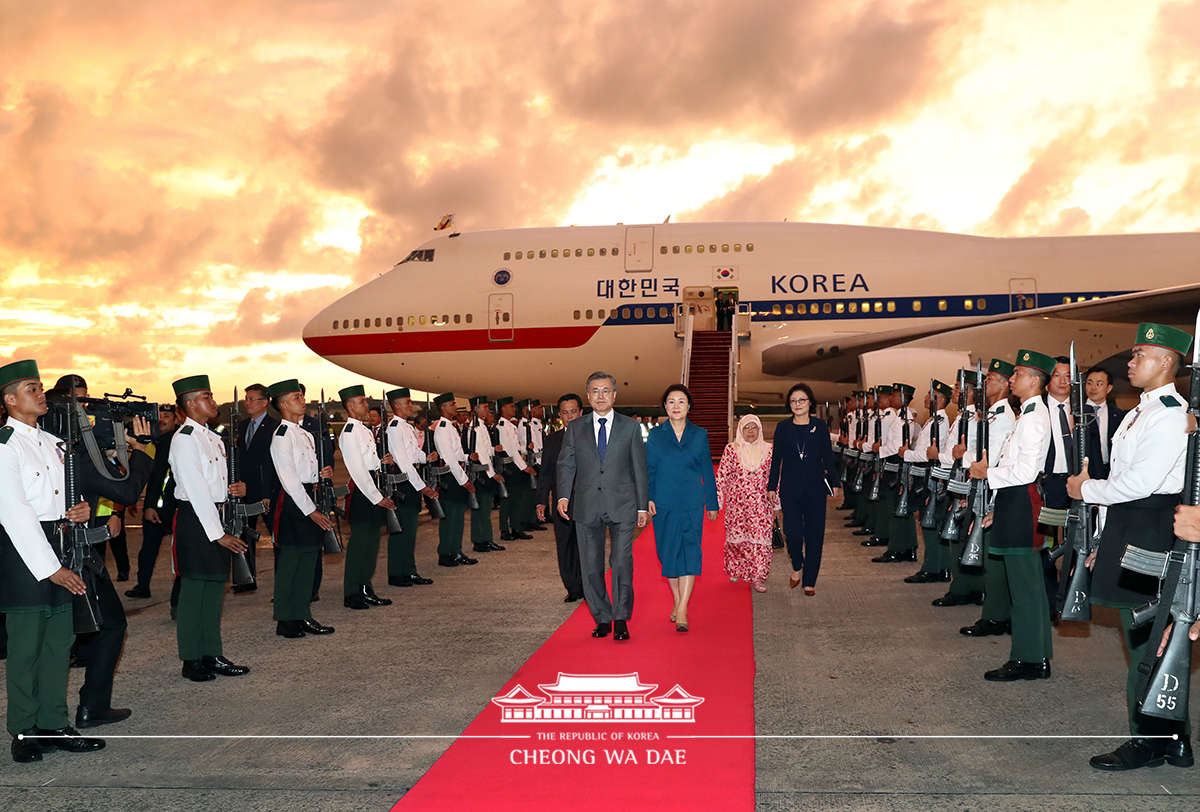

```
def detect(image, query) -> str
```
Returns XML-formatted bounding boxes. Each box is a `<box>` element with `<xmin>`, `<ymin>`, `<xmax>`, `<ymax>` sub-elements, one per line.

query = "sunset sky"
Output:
<box><xmin>4</xmin><ymin>0</ymin><xmax>1200</xmax><ymax>405</ymax></box>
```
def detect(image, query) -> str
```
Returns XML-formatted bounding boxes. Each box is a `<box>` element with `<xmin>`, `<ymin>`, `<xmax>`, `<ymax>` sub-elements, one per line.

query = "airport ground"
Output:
<box><xmin>1</xmin><ymin>471</ymin><xmax>1198</xmax><ymax>811</ymax></box>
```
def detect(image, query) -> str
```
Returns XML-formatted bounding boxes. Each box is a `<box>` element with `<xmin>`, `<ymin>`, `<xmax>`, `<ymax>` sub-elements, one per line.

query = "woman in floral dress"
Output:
<box><xmin>716</xmin><ymin>415</ymin><xmax>777</xmax><ymax>592</ymax></box>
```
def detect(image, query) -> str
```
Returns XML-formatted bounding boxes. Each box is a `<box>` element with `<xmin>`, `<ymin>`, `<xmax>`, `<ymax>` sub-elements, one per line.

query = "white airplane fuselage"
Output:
<box><xmin>302</xmin><ymin>222</ymin><xmax>1200</xmax><ymax>405</ymax></box>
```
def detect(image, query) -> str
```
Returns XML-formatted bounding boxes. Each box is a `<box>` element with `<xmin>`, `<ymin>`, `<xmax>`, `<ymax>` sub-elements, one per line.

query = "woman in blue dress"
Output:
<box><xmin>767</xmin><ymin>382</ymin><xmax>842</xmax><ymax>595</ymax></box>
<box><xmin>646</xmin><ymin>384</ymin><xmax>719</xmax><ymax>632</ymax></box>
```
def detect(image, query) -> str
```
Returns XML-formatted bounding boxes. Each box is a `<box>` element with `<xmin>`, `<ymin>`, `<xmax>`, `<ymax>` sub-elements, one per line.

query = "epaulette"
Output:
<box><xmin>179</xmin><ymin>425</ymin><xmax>194</xmax><ymax>435</ymax></box>
<box><xmin>1160</xmin><ymin>395</ymin><xmax>1182</xmax><ymax>408</ymax></box>
<box><xmin>0</xmin><ymin>425</ymin><xmax>13</xmax><ymax>444</ymax></box>
<box><xmin>275</xmin><ymin>424</ymin><xmax>288</xmax><ymax>437</ymax></box>
<box><xmin>343</xmin><ymin>422</ymin><xmax>354</xmax><ymax>433</ymax></box>
<box><xmin>1022</xmin><ymin>402</ymin><xmax>1036</xmax><ymax>415</ymax></box>
<box><xmin>994</xmin><ymin>405</ymin><xmax>1005</xmax><ymax>414</ymax></box>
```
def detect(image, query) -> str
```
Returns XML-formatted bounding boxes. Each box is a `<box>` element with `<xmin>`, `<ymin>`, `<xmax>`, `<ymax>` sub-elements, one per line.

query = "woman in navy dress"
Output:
<box><xmin>767</xmin><ymin>383</ymin><xmax>842</xmax><ymax>595</ymax></box>
<box><xmin>646</xmin><ymin>384</ymin><xmax>719</xmax><ymax>632</ymax></box>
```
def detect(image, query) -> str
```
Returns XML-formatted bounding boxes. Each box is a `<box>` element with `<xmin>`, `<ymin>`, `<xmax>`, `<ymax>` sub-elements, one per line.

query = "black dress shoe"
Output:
<box><xmin>302</xmin><ymin>619</ymin><xmax>335</xmax><ymax>635</ymax></box>
<box><xmin>860</xmin><ymin>538</ymin><xmax>886</xmax><ymax>547</ymax></box>
<box><xmin>896</xmin><ymin>549</ymin><xmax>917</xmax><ymax>562</ymax></box>
<box><xmin>933</xmin><ymin>569</ymin><xmax>952</xmax><ymax>582</ymax></box>
<box><xmin>846</xmin><ymin>519</ymin><xmax>866</xmax><ymax>527</ymax></box>
<box><xmin>984</xmin><ymin>659</ymin><xmax>1051</xmax><ymax>681</ymax></box>
<box><xmin>388</xmin><ymin>575</ymin><xmax>414</xmax><ymax>587</ymax></box>
<box><xmin>474</xmin><ymin>541</ymin><xmax>506</xmax><ymax>552</ymax></box>
<box><xmin>512</xmin><ymin>531</ymin><xmax>533</xmax><ymax>540</ymax></box>
<box><xmin>529</xmin><ymin>524</ymin><xmax>547</xmax><ymax>531</ymax></box>
<box><xmin>836</xmin><ymin>504</ymin><xmax>853</xmax><ymax>511</ymax></box>
<box><xmin>310</xmin><ymin>593</ymin><xmax>320</xmax><ymax>603</ymax></box>
<box><xmin>75</xmin><ymin>705</ymin><xmax>131</xmax><ymax>729</ymax></box>
<box><xmin>12</xmin><ymin>730</ymin><xmax>41</xmax><ymax>762</ymax></box>
<box><xmin>592</xmin><ymin>622</ymin><xmax>611</xmax><ymax>638</ymax></box>
<box><xmin>872</xmin><ymin>550</ymin><xmax>907</xmax><ymax>563</ymax></box>
<box><xmin>344</xmin><ymin>594</ymin><xmax>370</xmax><ymax>610</ymax></box>
<box><xmin>500</xmin><ymin>532</ymin><xmax>516</xmax><ymax>541</ymax></box>
<box><xmin>1165</xmin><ymin>736</ymin><xmax>1194</xmax><ymax>767</ymax></box>
<box><xmin>852</xmin><ymin>528</ymin><xmax>874</xmax><ymax>536</ymax></box>
<box><xmin>182</xmin><ymin>659</ymin><xmax>215</xmax><ymax>681</ymax></box>
<box><xmin>613</xmin><ymin>620</ymin><xmax>630</xmax><ymax>641</ymax></box>
<box><xmin>231</xmin><ymin>583</ymin><xmax>257</xmax><ymax>593</ymax></box>
<box><xmin>438</xmin><ymin>555</ymin><xmax>459</xmax><ymax>567</ymax></box>
<box><xmin>124</xmin><ymin>585</ymin><xmax>151</xmax><ymax>599</ymax></box>
<box><xmin>409</xmin><ymin>574</ymin><xmax>433</xmax><ymax>585</ymax></box>
<box><xmin>34</xmin><ymin>726</ymin><xmax>105</xmax><ymax>753</ymax></box>
<box><xmin>69</xmin><ymin>653</ymin><xmax>87</xmax><ymax>669</ymax></box>
<box><xmin>904</xmin><ymin>570</ymin><xmax>940</xmax><ymax>583</ymax></box>
<box><xmin>116</xmin><ymin>570</ymin><xmax>129</xmax><ymax>582</ymax></box>
<box><xmin>564</xmin><ymin>593</ymin><xmax>583</xmax><ymax>603</ymax></box>
<box><xmin>452</xmin><ymin>553</ymin><xmax>478</xmax><ymax>565</ymax></box>
<box><xmin>932</xmin><ymin>592</ymin><xmax>972</xmax><ymax>607</ymax></box>
<box><xmin>361</xmin><ymin>586</ymin><xmax>392</xmax><ymax>606</ymax></box>
<box><xmin>275</xmin><ymin>620</ymin><xmax>306</xmax><ymax>638</ymax></box>
<box><xmin>960</xmin><ymin>619</ymin><xmax>1011</xmax><ymax>636</ymax></box>
<box><xmin>1090</xmin><ymin>737</ymin><xmax>1168</xmax><ymax>770</ymax></box>
<box><xmin>202</xmin><ymin>655</ymin><xmax>250</xmax><ymax>676</ymax></box>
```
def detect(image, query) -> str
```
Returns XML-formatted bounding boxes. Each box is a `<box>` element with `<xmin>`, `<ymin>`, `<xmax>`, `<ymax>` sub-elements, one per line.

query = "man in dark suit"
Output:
<box><xmin>556</xmin><ymin>372</ymin><xmax>649</xmax><ymax>641</ymax></box>
<box><xmin>1084</xmin><ymin>367</ymin><xmax>1125</xmax><ymax>480</ymax></box>
<box><xmin>537</xmin><ymin>393</ymin><xmax>585</xmax><ymax>603</ymax></box>
<box><xmin>233</xmin><ymin>383</ymin><xmax>279</xmax><ymax>593</ymax></box>
<box><xmin>125</xmin><ymin>404</ymin><xmax>181</xmax><ymax>600</ymax></box>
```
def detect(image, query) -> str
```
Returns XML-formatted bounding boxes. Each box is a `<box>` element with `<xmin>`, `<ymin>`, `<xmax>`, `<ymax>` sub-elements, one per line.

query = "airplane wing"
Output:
<box><xmin>761</xmin><ymin>282</ymin><xmax>1200</xmax><ymax>380</ymax></box>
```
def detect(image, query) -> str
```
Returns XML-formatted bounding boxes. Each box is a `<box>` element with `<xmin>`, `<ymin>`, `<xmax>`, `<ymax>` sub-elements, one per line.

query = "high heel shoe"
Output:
<box><xmin>789</xmin><ymin>572</ymin><xmax>801</xmax><ymax>589</ymax></box>
<box><xmin>675</xmin><ymin>622</ymin><xmax>689</xmax><ymax>632</ymax></box>
<box><xmin>803</xmin><ymin>586</ymin><xmax>816</xmax><ymax>596</ymax></box>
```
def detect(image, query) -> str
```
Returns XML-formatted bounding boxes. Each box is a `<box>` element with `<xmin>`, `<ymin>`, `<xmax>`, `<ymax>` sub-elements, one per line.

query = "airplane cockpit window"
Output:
<box><xmin>400</xmin><ymin>249</ymin><xmax>435</xmax><ymax>263</ymax></box>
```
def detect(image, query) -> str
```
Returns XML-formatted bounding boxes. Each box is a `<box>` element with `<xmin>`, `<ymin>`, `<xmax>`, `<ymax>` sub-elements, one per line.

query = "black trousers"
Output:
<box><xmin>552</xmin><ymin>515</ymin><xmax>583</xmax><ymax>597</ymax></box>
<box><xmin>134</xmin><ymin>518</ymin><xmax>171</xmax><ymax>590</ymax></box>
<box><xmin>73</xmin><ymin>574</ymin><xmax>127</xmax><ymax>710</ymax></box>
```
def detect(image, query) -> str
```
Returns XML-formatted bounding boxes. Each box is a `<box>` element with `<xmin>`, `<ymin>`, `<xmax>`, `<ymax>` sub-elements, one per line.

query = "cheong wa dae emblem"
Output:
<box><xmin>492</xmin><ymin>672</ymin><xmax>704</xmax><ymax>723</ymax></box>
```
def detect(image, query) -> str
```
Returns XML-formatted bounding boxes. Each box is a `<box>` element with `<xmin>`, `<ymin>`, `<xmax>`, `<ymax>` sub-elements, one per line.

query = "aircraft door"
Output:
<box><xmin>1009</xmin><ymin>278</ymin><xmax>1037</xmax><ymax>313</ymax></box>
<box><xmin>681</xmin><ymin>286</ymin><xmax>715</xmax><ymax>330</ymax></box>
<box><xmin>488</xmin><ymin>293</ymin><xmax>514</xmax><ymax>342</ymax></box>
<box><xmin>624</xmin><ymin>226</ymin><xmax>654</xmax><ymax>272</ymax></box>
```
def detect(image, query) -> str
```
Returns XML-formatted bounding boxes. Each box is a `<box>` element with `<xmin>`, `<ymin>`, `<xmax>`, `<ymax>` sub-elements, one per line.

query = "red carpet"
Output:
<box><xmin>393</xmin><ymin>514</ymin><xmax>756</xmax><ymax>811</ymax></box>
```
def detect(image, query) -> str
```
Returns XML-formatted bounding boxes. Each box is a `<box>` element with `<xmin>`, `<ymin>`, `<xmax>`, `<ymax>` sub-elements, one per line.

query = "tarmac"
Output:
<box><xmin>1</xmin><ymin>486</ymin><xmax>1198</xmax><ymax>811</ymax></box>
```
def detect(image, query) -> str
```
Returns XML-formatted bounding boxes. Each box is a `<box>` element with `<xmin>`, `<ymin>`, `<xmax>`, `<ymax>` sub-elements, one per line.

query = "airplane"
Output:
<box><xmin>302</xmin><ymin>221</ymin><xmax>1200</xmax><ymax>408</ymax></box>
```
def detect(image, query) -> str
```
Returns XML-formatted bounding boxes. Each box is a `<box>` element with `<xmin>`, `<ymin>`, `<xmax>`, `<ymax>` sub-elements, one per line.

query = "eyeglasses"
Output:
<box><xmin>245</xmin><ymin>396</ymin><xmax>267</xmax><ymax>403</ymax></box>
<box><xmin>588</xmin><ymin>388</ymin><xmax>614</xmax><ymax>396</ymax></box>
<box><xmin>789</xmin><ymin>397</ymin><xmax>810</xmax><ymax>404</ymax></box>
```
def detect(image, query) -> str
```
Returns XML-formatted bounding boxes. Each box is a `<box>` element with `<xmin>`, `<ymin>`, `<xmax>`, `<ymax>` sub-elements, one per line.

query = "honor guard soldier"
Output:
<box><xmin>383</xmin><ymin>388</ymin><xmax>434</xmax><ymax>587</ymax></box>
<box><xmin>337</xmin><ymin>384</ymin><xmax>395</xmax><ymax>610</ymax></box>
<box><xmin>432</xmin><ymin>392</ymin><xmax>477</xmax><ymax>567</ymax></box>
<box><xmin>168</xmin><ymin>375</ymin><xmax>252</xmax><ymax>681</ymax></box>
<box><xmin>468</xmin><ymin>395</ymin><xmax>506</xmax><ymax>553</ymax></box>
<box><xmin>865</xmin><ymin>384</ymin><xmax>898</xmax><ymax>556</ymax></box>
<box><xmin>496</xmin><ymin>397</ymin><xmax>533</xmax><ymax>541</ymax></box>
<box><xmin>968</xmin><ymin>350</ymin><xmax>1055</xmax><ymax>681</ymax></box>
<box><xmin>927</xmin><ymin>369</ymin><xmax>981</xmax><ymax>598</ymax></box>
<box><xmin>516</xmin><ymin>398</ymin><xmax>541</xmax><ymax>532</ymax></box>
<box><xmin>876</xmin><ymin>383</ymin><xmax>919</xmax><ymax>563</ymax></box>
<box><xmin>267</xmin><ymin>379</ymin><xmax>336</xmax><ymax>638</ymax></box>
<box><xmin>1068</xmin><ymin>324</ymin><xmax>1195</xmax><ymax>771</ymax></box>
<box><xmin>903</xmin><ymin>380</ymin><xmax>953</xmax><ymax>582</ymax></box>
<box><xmin>848</xmin><ymin>389</ymin><xmax>874</xmax><ymax>532</ymax></box>
<box><xmin>0</xmin><ymin>360</ymin><xmax>105</xmax><ymax>762</ymax></box>
<box><xmin>529</xmin><ymin>400</ymin><xmax>547</xmax><ymax>530</ymax></box>
<box><xmin>939</xmin><ymin>361</ymin><xmax>1016</xmax><ymax>610</ymax></box>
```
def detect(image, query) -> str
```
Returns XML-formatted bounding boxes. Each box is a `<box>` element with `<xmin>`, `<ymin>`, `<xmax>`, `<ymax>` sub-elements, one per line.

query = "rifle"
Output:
<box><xmin>421</xmin><ymin>425</ymin><xmax>448</xmax><ymax>519</ymax></box>
<box><xmin>851</xmin><ymin>391</ymin><xmax>872</xmax><ymax>494</ymax></box>
<box><xmin>921</xmin><ymin>379</ymin><xmax>945</xmax><ymax>530</ymax></box>
<box><xmin>377</xmin><ymin>391</ymin><xmax>405</xmax><ymax>535</ymax></box>
<box><xmin>894</xmin><ymin>399</ymin><xmax>913</xmax><ymax>517</ymax></box>
<box><xmin>867</xmin><ymin>390</ymin><xmax>885</xmax><ymax>502</ymax></box>
<box><xmin>1120</xmin><ymin>311</ymin><xmax>1200</xmax><ymax>721</ymax></box>
<box><xmin>315</xmin><ymin>390</ymin><xmax>348</xmax><ymax>553</ymax></box>
<box><xmin>222</xmin><ymin>387</ymin><xmax>261</xmax><ymax>586</ymax></box>
<box><xmin>1053</xmin><ymin>343</ymin><xmax>1099</xmax><ymax>620</ymax></box>
<box><xmin>58</xmin><ymin>386</ymin><xmax>109</xmax><ymax>634</ymax></box>
<box><xmin>941</xmin><ymin>369</ymin><xmax>972</xmax><ymax>540</ymax></box>
<box><xmin>961</xmin><ymin>361</ymin><xmax>991</xmax><ymax>567</ymax></box>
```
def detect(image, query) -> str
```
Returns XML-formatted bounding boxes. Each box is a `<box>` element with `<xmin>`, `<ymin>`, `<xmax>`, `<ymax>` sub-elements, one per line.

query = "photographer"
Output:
<box><xmin>46</xmin><ymin>374</ymin><xmax>154</xmax><ymax>731</ymax></box>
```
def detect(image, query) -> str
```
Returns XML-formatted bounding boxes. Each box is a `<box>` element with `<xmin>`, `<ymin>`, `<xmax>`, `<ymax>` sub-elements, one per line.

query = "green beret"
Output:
<box><xmin>433</xmin><ymin>392</ymin><xmax>456</xmax><ymax>406</ymax></box>
<box><xmin>172</xmin><ymin>375</ymin><xmax>211</xmax><ymax>397</ymax></box>
<box><xmin>0</xmin><ymin>359</ymin><xmax>40</xmax><ymax>390</ymax></box>
<box><xmin>496</xmin><ymin>396</ymin><xmax>514</xmax><ymax>407</ymax></box>
<box><xmin>892</xmin><ymin>383</ymin><xmax>915</xmax><ymax>396</ymax></box>
<box><xmin>338</xmin><ymin>384</ymin><xmax>366</xmax><ymax>402</ymax></box>
<box><xmin>386</xmin><ymin>387</ymin><xmax>410</xmax><ymax>401</ymax></box>
<box><xmin>268</xmin><ymin>379</ymin><xmax>302</xmax><ymax>398</ymax></box>
<box><xmin>932</xmin><ymin>380</ymin><xmax>952</xmax><ymax>400</ymax></box>
<box><xmin>469</xmin><ymin>395</ymin><xmax>487</xmax><ymax>408</ymax></box>
<box><xmin>961</xmin><ymin>370</ymin><xmax>979</xmax><ymax>385</ymax></box>
<box><xmin>989</xmin><ymin>358</ymin><xmax>1015</xmax><ymax>377</ymax></box>
<box><xmin>1136</xmin><ymin>323</ymin><xmax>1193</xmax><ymax>357</ymax></box>
<box><xmin>1015</xmin><ymin>349</ymin><xmax>1056</xmax><ymax>375</ymax></box>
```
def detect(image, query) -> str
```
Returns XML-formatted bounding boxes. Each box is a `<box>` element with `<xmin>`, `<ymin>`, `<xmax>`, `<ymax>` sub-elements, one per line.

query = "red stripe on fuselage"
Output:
<box><xmin>304</xmin><ymin>326</ymin><xmax>602</xmax><ymax>356</ymax></box>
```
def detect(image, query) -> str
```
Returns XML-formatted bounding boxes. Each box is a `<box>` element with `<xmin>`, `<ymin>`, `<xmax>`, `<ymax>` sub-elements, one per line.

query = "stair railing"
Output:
<box><xmin>680</xmin><ymin>306</ymin><xmax>696</xmax><ymax>386</ymax></box>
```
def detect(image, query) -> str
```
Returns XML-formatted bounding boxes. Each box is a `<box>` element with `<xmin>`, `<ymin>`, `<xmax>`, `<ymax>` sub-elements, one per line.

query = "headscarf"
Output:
<box><xmin>733</xmin><ymin>414</ymin><xmax>768</xmax><ymax>471</ymax></box>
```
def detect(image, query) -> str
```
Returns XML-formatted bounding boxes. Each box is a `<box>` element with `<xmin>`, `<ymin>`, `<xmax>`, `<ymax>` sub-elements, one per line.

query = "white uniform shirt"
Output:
<box><xmin>987</xmin><ymin>395</ymin><xmax>1051</xmax><ymax>490</ymax></box>
<box><xmin>271</xmin><ymin>420</ymin><xmax>319</xmax><ymax>515</ymax></box>
<box><xmin>875</xmin><ymin>408</ymin><xmax>898</xmax><ymax>454</ymax></box>
<box><xmin>1080</xmin><ymin>383</ymin><xmax>1188</xmax><ymax>506</ymax></box>
<box><xmin>530</xmin><ymin>417</ymin><xmax>544</xmax><ymax>457</ymax></box>
<box><xmin>433</xmin><ymin>417</ymin><xmax>468</xmax><ymax>486</ymax></box>
<box><xmin>988</xmin><ymin>400</ymin><xmax>1017</xmax><ymax>462</ymax></box>
<box><xmin>339</xmin><ymin>417</ymin><xmax>384</xmax><ymax>504</ymax></box>
<box><xmin>881</xmin><ymin>407</ymin><xmax>915</xmax><ymax>458</ymax></box>
<box><xmin>904</xmin><ymin>409</ymin><xmax>950</xmax><ymax>463</ymax></box>
<box><xmin>940</xmin><ymin>404</ymin><xmax>978</xmax><ymax>466</ymax></box>
<box><xmin>169</xmin><ymin>417</ymin><xmax>229</xmax><ymax>542</ymax></box>
<box><xmin>387</xmin><ymin>416</ymin><xmax>425</xmax><ymax>486</ymax></box>
<box><xmin>0</xmin><ymin>418</ymin><xmax>67</xmax><ymax>580</ymax></box>
<box><xmin>498</xmin><ymin>417</ymin><xmax>524</xmax><ymax>467</ymax></box>
<box><xmin>473</xmin><ymin>421</ymin><xmax>496</xmax><ymax>477</ymax></box>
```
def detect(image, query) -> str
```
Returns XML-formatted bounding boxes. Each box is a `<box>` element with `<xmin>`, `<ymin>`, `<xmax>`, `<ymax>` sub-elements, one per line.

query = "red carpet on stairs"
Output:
<box><xmin>393</xmin><ymin>513</ymin><xmax>756</xmax><ymax>811</ymax></box>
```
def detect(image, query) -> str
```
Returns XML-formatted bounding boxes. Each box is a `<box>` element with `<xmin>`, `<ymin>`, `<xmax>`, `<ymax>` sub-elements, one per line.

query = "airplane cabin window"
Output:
<box><xmin>835</xmin><ymin>303</ymin><xmax>845</xmax><ymax>313</ymax></box>
<box><xmin>502</xmin><ymin>312</ymin><xmax>510</xmax><ymax>322</ymax></box>
<box><xmin>709</xmin><ymin>245</ymin><xmax>717</xmax><ymax>253</ymax></box>
<box><xmin>938</xmin><ymin>300</ymin><xmax>947</xmax><ymax>311</ymax></box>
<box><xmin>466</xmin><ymin>314</ymin><xmax>473</xmax><ymax>323</ymax></box>
<box><xmin>886</xmin><ymin>302</ymin><xmax>895</xmax><ymax>312</ymax></box>
<box><xmin>784</xmin><ymin>304</ymin><xmax>794</xmax><ymax>315</ymax></box>
<box><xmin>734</xmin><ymin>244</ymin><xmax>741</xmax><ymax>252</ymax></box>
<box><xmin>697</xmin><ymin>245</ymin><xmax>705</xmax><ymax>253</ymax></box>
<box><xmin>912</xmin><ymin>301</ymin><xmax>922</xmax><ymax>312</ymax></box>
<box><xmin>599</xmin><ymin>309</ymin><xmax>606</xmax><ymax>318</ymax></box>
<box><xmin>600</xmin><ymin>248</ymin><xmax>607</xmax><ymax>256</ymax></box>
<box><xmin>964</xmin><ymin>300</ymin><xmax>973</xmax><ymax>311</ymax></box>
<box><xmin>575</xmin><ymin>249</ymin><xmax>582</xmax><ymax>257</ymax></box>
<box><xmin>660</xmin><ymin>246</ymin><xmax>667</xmax><ymax>254</ymax></box>
<box><xmin>526</xmin><ymin>249</ymin><xmax>533</xmax><ymax>258</ymax></box>
<box><xmin>746</xmin><ymin>243</ymin><xmax>754</xmax><ymax>251</ymax></box>
<box><xmin>673</xmin><ymin>245</ymin><xmax>680</xmax><ymax>254</ymax></box>
<box><xmin>822</xmin><ymin>303</ymin><xmax>832</xmax><ymax>314</ymax></box>
<box><xmin>978</xmin><ymin>298</ymin><xmax>986</xmax><ymax>309</ymax></box>
<box><xmin>353</xmin><ymin>319</ymin><xmax>360</xmax><ymax>328</ymax></box>
<box><xmin>612</xmin><ymin>247</ymin><xmax>618</xmax><ymax>256</ymax></box>
<box><xmin>684</xmin><ymin>245</ymin><xmax>692</xmax><ymax>254</ymax></box>
<box><xmin>634</xmin><ymin>307</ymin><xmax>643</xmax><ymax>318</ymax></box>
<box><xmin>332</xmin><ymin>321</ymin><xmax>338</xmax><ymax>330</ymax></box>
<box><xmin>721</xmin><ymin>244</ymin><xmax>728</xmax><ymax>252</ymax></box>
<box><xmin>772</xmin><ymin>304</ymin><xmax>781</xmax><ymax>315</ymax></box>
<box><xmin>621</xmin><ymin>307</ymin><xmax>631</xmax><ymax>319</ymax></box>
<box><xmin>386</xmin><ymin>317</ymin><xmax>392</xmax><ymax>326</ymax></box>
<box><xmin>873</xmin><ymin>302</ymin><xmax>882</xmax><ymax>313</ymax></box>
<box><xmin>588</xmin><ymin>248</ymin><xmax>595</xmax><ymax>257</ymax></box>
<box><xmin>574</xmin><ymin>310</ymin><xmax>581</xmax><ymax>320</ymax></box>
<box><xmin>442</xmin><ymin>314</ymin><xmax>449</xmax><ymax>324</ymax></box>
<box><xmin>586</xmin><ymin>309</ymin><xmax>594</xmax><ymax>319</ymax></box>
<box><xmin>516</xmin><ymin>251</ymin><xmax>523</xmax><ymax>260</ymax></box>
<box><xmin>563</xmin><ymin>247</ymin><xmax>570</xmax><ymax>255</ymax></box>
<box><xmin>454</xmin><ymin>314</ymin><xmax>461</xmax><ymax>324</ymax></box>
<box><xmin>504</xmin><ymin>252</ymin><xmax>511</xmax><ymax>260</ymax></box>
<box><xmin>847</xmin><ymin>302</ymin><xmax>857</xmax><ymax>313</ymax></box>
<box><xmin>551</xmin><ymin>249</ymin><xmax>559</xmax><ymax>257</ymax></box>
<box><xmin>419</xmin><ymin>316</ymin><xmax>426</xmax><ymax>325</ymax></box>
<box><xmin>539</xmin><ymin>250</ymin><xmax>546</xmax><ymax>258</ymax></box>
<box><xmin>796</xmin><ymin>303</ymin><xmax>806</xmax><ymax>314</ymax></box>
<box><xmin>659</xmin><ymin>307</ymin><xmax>668</xmax><ymax>318</ymax></box>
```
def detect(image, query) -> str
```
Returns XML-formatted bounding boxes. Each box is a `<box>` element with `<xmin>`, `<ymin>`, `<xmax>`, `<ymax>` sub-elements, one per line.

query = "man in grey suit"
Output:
<box><xmin>556</xmin><ymin>372</ymin><xmax>649</xmax><ymax>641</ymax></box>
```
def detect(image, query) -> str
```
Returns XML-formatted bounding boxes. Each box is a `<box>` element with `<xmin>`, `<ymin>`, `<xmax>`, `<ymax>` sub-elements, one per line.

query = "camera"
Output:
<box><xmin>41</xmin><ymin>389</ymin><xmax>160</xmax><ymax>448</ymax></box>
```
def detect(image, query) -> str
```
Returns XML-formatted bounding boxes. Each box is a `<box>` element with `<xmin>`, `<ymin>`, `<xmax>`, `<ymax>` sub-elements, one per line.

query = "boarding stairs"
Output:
<box><xmin>681</xmin><ymin>326</ymin><xmax>736</xmax><ymax>458</ymax></box>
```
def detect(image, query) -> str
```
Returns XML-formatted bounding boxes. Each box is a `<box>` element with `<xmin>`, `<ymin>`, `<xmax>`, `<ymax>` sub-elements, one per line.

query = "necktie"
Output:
<box><xmin>1058</xmin><ymin>403</ymin><xmax>1071</xmax><ymax>473</ymax></box>
<box><xmin>246</xmin><ymin>418</ymin><xmax>256</xmax><ymax>446</ymax></box>
<box><xmin>598</xmin><ymin>417</ymin><xmax>608</xmax><ymax>462</ymax></box>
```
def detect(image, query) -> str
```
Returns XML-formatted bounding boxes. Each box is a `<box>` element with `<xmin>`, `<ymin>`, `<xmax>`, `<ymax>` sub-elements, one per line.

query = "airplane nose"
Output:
<box><xmin>302</xmin><ymin>307</ymin><xmax>324</xmax><ymax>351</ymax></box>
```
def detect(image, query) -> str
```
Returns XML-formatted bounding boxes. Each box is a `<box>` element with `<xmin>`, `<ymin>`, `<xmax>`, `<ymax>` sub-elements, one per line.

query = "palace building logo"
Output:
<box><xmin>492</xmin><ymin>672</ymin><xmax>705</xmax><ymax>723</ymax></box>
